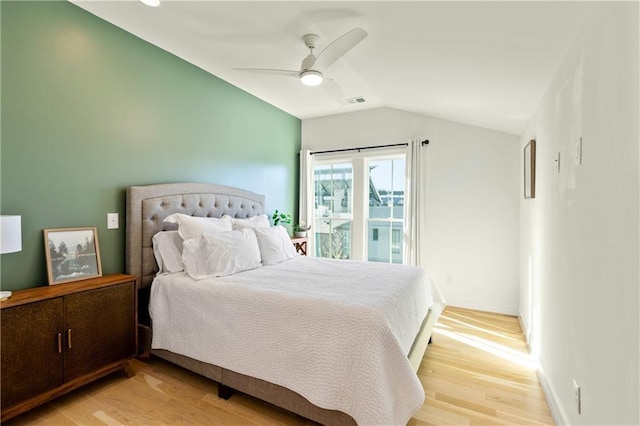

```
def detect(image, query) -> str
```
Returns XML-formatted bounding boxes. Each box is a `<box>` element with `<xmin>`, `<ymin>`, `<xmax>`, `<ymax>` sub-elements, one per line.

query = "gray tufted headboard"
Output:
<box><xmin>126</xmin><ymin>182</ymin><xmax>265</xmax><ymax>289</ymax></box>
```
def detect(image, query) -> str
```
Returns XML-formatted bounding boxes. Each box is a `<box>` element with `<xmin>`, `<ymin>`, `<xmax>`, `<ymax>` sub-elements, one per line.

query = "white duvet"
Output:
<box><xmin>150</xmin><ymin>256</ymin><xmax>445</xmax><ymax>425</ymax></box>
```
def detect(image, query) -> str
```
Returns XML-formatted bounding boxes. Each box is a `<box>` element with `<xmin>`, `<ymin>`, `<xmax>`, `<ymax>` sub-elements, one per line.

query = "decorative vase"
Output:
<box><xmin>294</xmin><ymin>231</ymin><xmax>307</xmax><ymax>238</ymax></box>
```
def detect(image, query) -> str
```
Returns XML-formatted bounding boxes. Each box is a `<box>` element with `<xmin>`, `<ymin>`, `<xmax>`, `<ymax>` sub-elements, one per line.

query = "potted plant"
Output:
<box><xmin>293</xmin><ymin>222</ymin><xmax>311</xmax><ymax>238</ymax></box>
<box><xmin>272</xmin><ymin>210</ymin><xmax>292</xmax><ymax>228</ymax></box>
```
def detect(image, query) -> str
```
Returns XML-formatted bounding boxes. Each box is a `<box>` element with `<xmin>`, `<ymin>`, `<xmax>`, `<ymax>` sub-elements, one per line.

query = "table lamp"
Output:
<box><xmin>1</xmin><ymin>215</ymin><xmax>22</xmax><ymax>300</ymax></box>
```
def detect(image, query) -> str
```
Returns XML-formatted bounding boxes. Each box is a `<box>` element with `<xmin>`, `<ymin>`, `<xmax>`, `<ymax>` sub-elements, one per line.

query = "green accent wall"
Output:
<box><xmin>1</xmin><ymin>1</ymin><xmax>301</xmax><ymax>290</ymax></box>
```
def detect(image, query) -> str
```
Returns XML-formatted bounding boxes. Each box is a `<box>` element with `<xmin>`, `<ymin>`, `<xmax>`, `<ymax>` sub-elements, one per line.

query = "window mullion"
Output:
<box><xmin>351</xmin><ymin>158</ymin><xmax>366</xmax><ymax>261</ymax></box>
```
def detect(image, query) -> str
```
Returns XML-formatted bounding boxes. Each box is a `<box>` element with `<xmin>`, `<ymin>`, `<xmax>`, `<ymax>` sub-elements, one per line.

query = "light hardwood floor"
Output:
<box><xmin>6</xmin><ymin>307</ymin><xmax>554</xmax><ymax>425</ymax></box>
<box><xmin>413</xmin><ymin>307</ymin><xmax>554</xmax><ymax>425</ymax></box>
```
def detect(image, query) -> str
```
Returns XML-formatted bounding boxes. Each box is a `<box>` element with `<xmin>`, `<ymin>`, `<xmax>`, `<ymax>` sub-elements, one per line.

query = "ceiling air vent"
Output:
<box><xmin>339</xmin><ymin>96</ymin><xmax>366</xmax><ymax>106</ymax></box>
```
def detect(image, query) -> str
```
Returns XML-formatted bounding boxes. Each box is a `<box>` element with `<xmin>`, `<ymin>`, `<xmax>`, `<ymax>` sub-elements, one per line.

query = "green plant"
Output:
<box><xmin>293</xmin><ymin>222</ymin><xmax>311</xmax><ymax>232</ymax></box>
<box><xmin>271</xmin><ymin>210</ymin><xmax>292</xmax><ymax>227</ymax></box>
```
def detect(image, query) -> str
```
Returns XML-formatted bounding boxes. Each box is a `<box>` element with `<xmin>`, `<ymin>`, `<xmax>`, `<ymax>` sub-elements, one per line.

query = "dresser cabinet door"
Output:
<box><xmin>63</xmin><ymin>282</ymin><xmax>136</xmax><ymax>381</ymax></box>
<box><xmin>1</xmin><ymin>298</ymin><xmax>64</xmax><ymax>408</ymax></box>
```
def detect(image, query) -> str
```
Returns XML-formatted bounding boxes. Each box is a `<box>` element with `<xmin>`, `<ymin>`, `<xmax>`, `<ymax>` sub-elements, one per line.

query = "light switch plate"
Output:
<box><xmin>107</xmin><ymin>213</ymin><xmax>119</xmax><ymax>229</ymax></box>
<box><xmin>575</xmin><ymin>136</ymin><xmax>583</xmax><ymax>165</ymax></box>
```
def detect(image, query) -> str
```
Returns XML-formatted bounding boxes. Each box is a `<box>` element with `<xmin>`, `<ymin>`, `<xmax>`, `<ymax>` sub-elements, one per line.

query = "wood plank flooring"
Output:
<box><xmin>412</xmin><ymin>307</ymin><xmax>554</xmax><ymax>425</ymax></box>
<box><xmin>5</xmin><ymin>307</ymin><xmax>554</xmax><ymax>425</ymax></box>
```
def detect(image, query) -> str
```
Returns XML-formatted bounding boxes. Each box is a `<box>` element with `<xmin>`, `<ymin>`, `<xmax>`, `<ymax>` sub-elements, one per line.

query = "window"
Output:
<box><xmin>314</xmin><ymin>163</ymin><xmax>352</xmax><ymax>259</ymax></box>
<box><xmin>313</xmin><ymin>153</ymin><xmax>406</xmax><ymax>264</ymax></box>
<box><xmin>367</xmin><ymin>158</ymin><xmax>405</xmax><ymax>264</ymax></box>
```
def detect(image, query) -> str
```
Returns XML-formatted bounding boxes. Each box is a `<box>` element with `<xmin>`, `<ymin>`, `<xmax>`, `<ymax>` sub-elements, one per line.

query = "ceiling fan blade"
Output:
<box><xmin>315</xmin><ymin>27</ymin><xmax>367</xmax><ymax>72</ymax></box>
<box><xmin>233</xmin><ymin>68</ymin><xmax>300</xmax><ymax>78</ymax></box>
<box><xmin>323</xmin><ymin>78</ymin><xmax>346</xmax><ymax>101</ymax></box>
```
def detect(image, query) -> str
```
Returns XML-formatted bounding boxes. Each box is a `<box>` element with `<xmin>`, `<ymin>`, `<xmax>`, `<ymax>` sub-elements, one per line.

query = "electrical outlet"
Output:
<box><xmin>555</xmin><ymin>152</ymin><xmax>561</xmax><ymax>174</ymax></box>
<box><xmin>107</xmin><ymin>213</ymin><xmax>119</xmax><ymax>230</ymax></box>
<box><xmin>573</xmin><ymin>380</ymin><xmax>581</xmax><ymax>414</ymax></box>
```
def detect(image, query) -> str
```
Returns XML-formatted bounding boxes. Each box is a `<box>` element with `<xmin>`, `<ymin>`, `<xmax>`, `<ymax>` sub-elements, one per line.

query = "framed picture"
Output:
<box><xmin>44</xmin><ymin>227</ymin><xmax>102</xmax><ymax>285</ymax></box>
<box><xmin>524</xmin><ymin>139</ymin><xmax>536</xmax><ymax>199</ymax></box>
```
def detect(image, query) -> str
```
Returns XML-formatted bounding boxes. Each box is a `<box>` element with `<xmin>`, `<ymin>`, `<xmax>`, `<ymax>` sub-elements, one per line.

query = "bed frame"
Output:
<box><xmin>126</xmin><ymin>182</ymin><xmax>439</xmax><ymax>425</ymax></box>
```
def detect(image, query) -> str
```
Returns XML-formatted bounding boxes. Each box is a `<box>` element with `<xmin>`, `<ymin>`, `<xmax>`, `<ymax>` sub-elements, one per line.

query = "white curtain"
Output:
<box><xmin>299</xmin><ymin>150</ymin><xmax>315</xmax><ymax>256</ymax></box>
<box><xmin>404</xmin><ymin>139</ymin><xmax>425</xmax><ymax>266</ymax></box>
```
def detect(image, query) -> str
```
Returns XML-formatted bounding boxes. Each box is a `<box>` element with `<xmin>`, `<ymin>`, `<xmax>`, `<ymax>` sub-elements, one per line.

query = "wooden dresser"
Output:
<box><xmin>0</xmin><ymin>274</ymin><xmax>138</xmax><ymax>422</ymax></box>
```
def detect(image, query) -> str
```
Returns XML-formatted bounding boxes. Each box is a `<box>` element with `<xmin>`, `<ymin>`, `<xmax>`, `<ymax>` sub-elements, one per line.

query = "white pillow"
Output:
<box><xmin>223</xmin><ymin>214</ymin><xmax>270</xmax><ymax>230</ymax></box>
<box><xmin>253</xmin><ymin>226</ymin><xmax>298</xmax><ymax>265</ymax></box>
<box><xmin>163</xmin><ymin>213</ymin><xmax>232</xmax><ymax>241</ymax></box>
<box><xmin>152</xmin><ymin>231</ymin><xmax>184</xmax><ymax>273</ymax></box>
<box><xmin>182</xmin><ymin>229</ymin><xmax>261</xmax><ymax>279</ymax></box>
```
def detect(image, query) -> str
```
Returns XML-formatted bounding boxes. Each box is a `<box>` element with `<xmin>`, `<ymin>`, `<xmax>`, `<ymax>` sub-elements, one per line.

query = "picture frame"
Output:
<box><xmin>44</xmin><ymin>227</ymin><xmax>102</xmax><ymax>285</ymax></box>
<box><xmin>524</xmin><ymin>139</ymin><xmax>536</xmax><ymax>199</ymax></box>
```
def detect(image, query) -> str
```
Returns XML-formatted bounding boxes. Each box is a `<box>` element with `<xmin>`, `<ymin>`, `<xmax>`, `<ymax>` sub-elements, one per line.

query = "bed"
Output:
<box><xmin>126</xmin><ymin>182</ymin><xmax>445</xmax><ymax>425</ymax></box>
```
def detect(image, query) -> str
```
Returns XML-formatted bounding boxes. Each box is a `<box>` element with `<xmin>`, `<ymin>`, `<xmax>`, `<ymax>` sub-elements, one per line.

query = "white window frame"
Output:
<box><xmin>313</xmin><ymin>148</ymin><xmax>406</xmax><ymax>262</ymax></box>
<box><xmin>365</xmin><ymin>154</ymin><xmax>406</xmax><ymax>263</ymax></box>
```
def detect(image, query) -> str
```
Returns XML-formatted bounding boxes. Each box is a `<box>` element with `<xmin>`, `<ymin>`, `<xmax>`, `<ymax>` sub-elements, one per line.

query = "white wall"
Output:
<box><xmin>519</xmin><ymin>2</ymin><xmax>639</xmax><ymax>424</ymax></box>
<box><xmin>303</xmin><ymin>107</ymin><xmax>520</xmax><ymax>314</ymax></box>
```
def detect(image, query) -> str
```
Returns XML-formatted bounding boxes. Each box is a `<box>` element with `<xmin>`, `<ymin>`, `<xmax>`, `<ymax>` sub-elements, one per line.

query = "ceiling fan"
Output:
<box><xmin>234</xmin><ymin>27</ymin><xmax>367</xmax><ymax>94</ymax></box>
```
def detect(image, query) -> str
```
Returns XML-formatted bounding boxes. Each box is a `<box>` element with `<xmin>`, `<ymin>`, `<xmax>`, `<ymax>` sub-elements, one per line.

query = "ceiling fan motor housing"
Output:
<box><xmin>301</xmin><ymin>34</ymin><xmax>320</xmax><ymax>71</ymax></box>
<box><xmin>301</xmin><ymin>54</ymin><xmax>318</xmax><ymax>71</ymax></box>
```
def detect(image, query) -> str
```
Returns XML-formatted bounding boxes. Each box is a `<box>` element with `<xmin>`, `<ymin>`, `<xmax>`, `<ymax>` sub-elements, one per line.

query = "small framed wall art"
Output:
<box><xmin>524</xmin><ymin>139</ymin><xmax>536</xmax><ymax>199</ymax></box>
<box><xmin>44</xmin><ymin>227</ymin><xmax>102</xmax><ymax>285</ymax></box>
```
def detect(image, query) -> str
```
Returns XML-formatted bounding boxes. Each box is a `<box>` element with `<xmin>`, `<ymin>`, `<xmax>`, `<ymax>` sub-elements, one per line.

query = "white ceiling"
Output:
<box><xmin>70</xmin><ymin>0</ymin><xmax>592</xmax><ymax>135</ymax></box>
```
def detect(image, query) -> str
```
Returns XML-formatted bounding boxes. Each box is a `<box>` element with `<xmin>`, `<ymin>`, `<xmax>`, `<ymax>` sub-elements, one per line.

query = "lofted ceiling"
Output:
<box><xmin>69</xmin><ymin>0</ymin><xmax>593</xmax><ymax>135</ymax></box>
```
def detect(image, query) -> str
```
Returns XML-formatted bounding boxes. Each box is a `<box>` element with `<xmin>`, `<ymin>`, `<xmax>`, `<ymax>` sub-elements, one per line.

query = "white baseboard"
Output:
<box><xmin>445</xmin><ymin>299</ymin><xmax>518</xmax><ymax>316</ymax></box>
<box><xmin>536</xmin><ymin>367</ymin><xmax>569</xmax><ymax>426</ymax></box>
<box><xmin>517</xmin><ymin>315</ymin><xmax>529</xmax><ymax>344</ymax></box>
<box><xmin>518</xmin><ymin>316</ymin><xmax>568</xmax><ymax>426</ymax></box>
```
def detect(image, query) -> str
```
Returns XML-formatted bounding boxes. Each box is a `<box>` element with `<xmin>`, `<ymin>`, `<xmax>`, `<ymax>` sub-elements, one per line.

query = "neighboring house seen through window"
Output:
<box><xmin>313</xmin><ymin>153</ymin><xmax>406</xmax><ymax>264</ymax></box>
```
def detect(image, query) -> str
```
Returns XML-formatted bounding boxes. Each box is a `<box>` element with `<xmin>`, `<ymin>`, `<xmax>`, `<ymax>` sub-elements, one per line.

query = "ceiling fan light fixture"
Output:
<box><xmin>300</xmin><ymin>70</ymin><xmax>323</xmax><ymax>87</ymax></box>
<box><xmin>139</xmin><ymin>0</ymin><xmax>160</xmax><ymax>7</ymax></box>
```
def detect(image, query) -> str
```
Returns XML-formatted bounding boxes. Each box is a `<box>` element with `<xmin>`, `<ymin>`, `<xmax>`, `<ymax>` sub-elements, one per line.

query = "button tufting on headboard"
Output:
<box><xmin>127</xmin><ymin>184</ymin><xmax>265</xmax><ymax>289</ymax></box>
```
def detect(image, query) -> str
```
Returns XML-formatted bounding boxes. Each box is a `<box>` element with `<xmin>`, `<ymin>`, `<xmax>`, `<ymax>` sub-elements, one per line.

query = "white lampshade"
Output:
<box><xmin>300</xmin><ymin>70</ymin><xmax>323</xmax><ymax>87</ymax></box>
<box><xmin>1</xmin><ymin>216</ymin><xmax>22</xmax><ymax>254</ymax></box>
<box><xmin>139</xmin><ymin>0</ymin><xmax>160</xmax><ymax>6</ymax></box>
